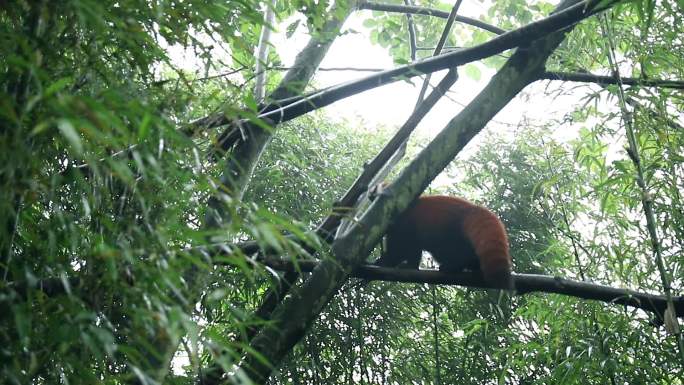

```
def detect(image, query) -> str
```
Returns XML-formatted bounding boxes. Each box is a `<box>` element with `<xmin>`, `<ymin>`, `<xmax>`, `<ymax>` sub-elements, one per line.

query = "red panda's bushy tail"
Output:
<box><xmin>462</xmin><ymin>208</ymin><xmax>513</xmax><ymax>290</ymax></box>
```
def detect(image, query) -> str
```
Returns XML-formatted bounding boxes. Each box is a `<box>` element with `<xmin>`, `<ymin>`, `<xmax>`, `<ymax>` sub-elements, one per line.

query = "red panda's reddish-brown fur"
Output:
<box><xmin>376</xmin><ymin>195</ymin><xmax>513</xmax><ymax>289</ymax></box>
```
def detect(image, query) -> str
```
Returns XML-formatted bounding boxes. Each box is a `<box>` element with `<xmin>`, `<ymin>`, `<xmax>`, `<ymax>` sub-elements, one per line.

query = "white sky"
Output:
<box><xmin>163</xmin><ymin>1</ymin><xmax>592</xmax><ymax>147</ymax></box>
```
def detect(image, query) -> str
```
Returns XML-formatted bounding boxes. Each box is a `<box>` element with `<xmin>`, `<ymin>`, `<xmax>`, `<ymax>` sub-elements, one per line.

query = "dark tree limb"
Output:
<box><xmin>259</xmin><ymin>258</ymin><xmax>684</xmax><ymax>319</ymax></box>
<box><xmin>249</xmin><ymin>0</ymin><xmax>610</xmax><ymax>125</ymax></box>
<box><xmin>542</xmin><ymin>71</ymin><xmax>684</xmax><ymax>89</ymax></box>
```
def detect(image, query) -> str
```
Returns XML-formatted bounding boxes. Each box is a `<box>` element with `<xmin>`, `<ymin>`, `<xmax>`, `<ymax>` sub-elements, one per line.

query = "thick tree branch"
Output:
<box><xmin>198</xmin><ymin>66</ymin><xmax>462</xmax><ymax>385</ymax></box>
<box><xmin>20</xmin><ymin>258</ymin><xmax>684</xmax><ymax>321</ymax></box>
<box><xmin>260</xmin><ymin>258</ymin><xmax>684</xmax><ymax>318</ymax></box>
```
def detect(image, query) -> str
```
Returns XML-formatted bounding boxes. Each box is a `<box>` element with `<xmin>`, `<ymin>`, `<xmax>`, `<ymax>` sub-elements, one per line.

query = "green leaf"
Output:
<box><xmin>286</xmin><ymin>19</ymin><xmax>301</xmax><ymax>38</ymax></box>
<box><xmin>44</xmin><ymin>77</ymin><xmax>73</xmax><ymax>98</ymax></box>
<box><xmin>464</xmin><ymin>63</ymin><xmax>482</xmax><ymax>81</ymax></box>
<box><xmin>362</xmin><ymin>18</ymin><xmax>376</xmax><ymax>28</ymax></box>
<box><xmin>138</xmin><ymin>112</ymin><xmax>152</xmax><ymax>140</ymax></box>
<box><xmin>58</xmin><ymin>119</ymin><xmax>83</xmax><ymax>154</ymax></box>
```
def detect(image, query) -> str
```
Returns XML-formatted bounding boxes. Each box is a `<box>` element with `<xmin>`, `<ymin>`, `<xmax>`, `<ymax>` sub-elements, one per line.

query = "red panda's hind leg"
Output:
<box><xmin>375</xmin><ymin>228</ymin><xmax>422</xmax><ymax>269</ymax></box>
<box><xmin>433</xmin><ymin>250</ymin><xmax>479</xmax><ymax>273</ymax></box>
<box><xmin>429</xmin><ymin>230</ymin><xmax>479</xmax><ymax>273</ymax></box>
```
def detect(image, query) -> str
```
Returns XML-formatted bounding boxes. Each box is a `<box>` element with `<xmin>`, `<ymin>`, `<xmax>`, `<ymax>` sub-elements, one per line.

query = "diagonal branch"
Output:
<box><xmin>198</xmin><ymin>0</ymin><xmax>616</xmax><ymax>150</ymax></box>
<box><xmin>198</xmin><ymin>68</ymin><xmax>462</xmax><ymax>385</ymax></box>
<box><xmin>414</xmin><ymin>0</ymin><xmax>463</xmax><ymax>105</ymax></box>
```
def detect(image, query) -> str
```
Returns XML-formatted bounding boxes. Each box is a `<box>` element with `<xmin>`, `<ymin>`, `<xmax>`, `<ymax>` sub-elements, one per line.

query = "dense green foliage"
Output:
<box><xmin>2</xmin><ymin>0</ymin><xmax>683</xmax><ymax>384</ymax></box>
<box><xmin>271</xmin><ymin>124</ymin><xmax>683</xmax><ymax>384</ymax></box>
<box><xmin>0</xmin><ymin>0</ymin><xmax>341</xmax><ymax>382</ymax></box>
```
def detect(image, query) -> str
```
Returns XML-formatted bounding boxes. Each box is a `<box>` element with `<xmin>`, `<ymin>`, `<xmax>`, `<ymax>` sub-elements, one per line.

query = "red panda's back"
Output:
<box><xmin>400</xmin><ymin>196</ymin><xmax>481</xmax><ymax>266</ymax></box>
<box><xmin>397</xmin><ymin>195</ymin><xmax>512</xmax><ymax>287</ymax></box>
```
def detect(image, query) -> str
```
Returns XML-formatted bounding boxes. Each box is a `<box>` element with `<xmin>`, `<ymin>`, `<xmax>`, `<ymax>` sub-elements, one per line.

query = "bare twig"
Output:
<box><xmin>542</xmin><ymin>71</ymin><xmax>684</xmax><ymax>89</ymax></box>
<box><xmin>415</xmin><ymin>0</ymin><xmax>463</xmax><ymax>106</ymax></box>
<box><xmin>404</xmin><ymin>0</ymin><xmax>418</xmax><ymax>61</ymax></box>
<box><xmin>17</xmin><ymin>259</ymin><xmax>684</xmax><ymax>320</ymax></box>
<box><xmin>358</xmin><ymin>1</ymin><xmax>507</xmax><ymax>35</ymax></box>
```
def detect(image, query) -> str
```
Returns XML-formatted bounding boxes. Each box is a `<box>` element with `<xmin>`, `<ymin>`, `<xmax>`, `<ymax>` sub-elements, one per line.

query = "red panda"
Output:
<box><xmin>375</xmin><ymin>195</ymin><xmax>513</xmax><ymax>290</ymax></box>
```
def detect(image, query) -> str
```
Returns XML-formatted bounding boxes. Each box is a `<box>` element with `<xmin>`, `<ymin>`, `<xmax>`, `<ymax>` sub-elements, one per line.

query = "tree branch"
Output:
<box><xmin>260</xmin><ymin>258</ymin><xmax>684</xmax><ymax>318</ymax></box>
<box><xmin>198</xmin><ymin>65</ymin><xmax>462</xmax><ymax>385</ymax></box>
<box><xmin>542</xmin><ymin>71</ymin><xmax>684</xmax><ymax>89</ymax></box>
<box><xmin>403</xmin><ymin>0</ymin><xmax>418</xmax><ymax>61</ymax></box>
<box><xmin>251</xmin><ymin>68</ymin><xmax>459</xmax><ymax>310</ymax></box>
<box><xmin>19</xmin><ymin>257</ymin><xmax>684</xmax><ymax>321</ymax></box>
<box><xmin>414</xmin><ymin>0</ymin><xmax>463</xmax><ymax>105</ymax></box>
<box><xmin>358</xmin><ymin>1</ymin><xmax>507</xmax><ymax>35</ymax></box>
